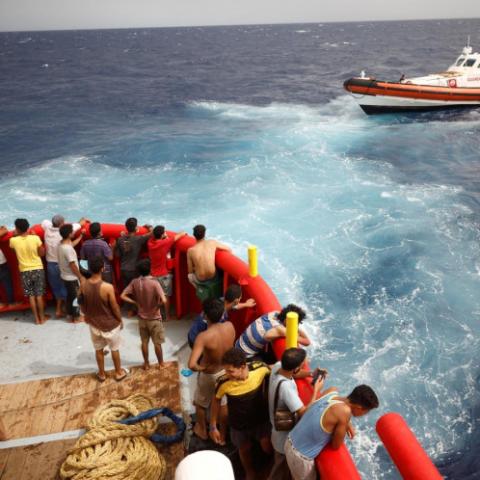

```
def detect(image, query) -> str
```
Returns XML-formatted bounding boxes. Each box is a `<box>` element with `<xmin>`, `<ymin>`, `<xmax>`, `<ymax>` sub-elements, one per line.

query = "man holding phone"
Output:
<box><xmin>267</xmin><ymin>348</ymin><xmax>326</xmax><ymax>480</ymax></box>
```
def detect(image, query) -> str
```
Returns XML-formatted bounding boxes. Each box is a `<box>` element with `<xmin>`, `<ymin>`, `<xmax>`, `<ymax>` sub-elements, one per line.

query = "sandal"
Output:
<box><xmin>115</xmin><ymin>367</ymin><xmax>130</xmax><ymax>382</ymax></box>
<box><xmin>96</xmin><ymin>372</ymin><xmax>106</xmax><ymax>383</ymax></box>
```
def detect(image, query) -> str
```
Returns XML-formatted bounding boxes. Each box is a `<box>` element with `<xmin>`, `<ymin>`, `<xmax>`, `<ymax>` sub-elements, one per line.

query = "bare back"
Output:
<box><xmin>198</xmin><ymin>321</ymin><xmax>235</xmax><ymax>373</ymax></box>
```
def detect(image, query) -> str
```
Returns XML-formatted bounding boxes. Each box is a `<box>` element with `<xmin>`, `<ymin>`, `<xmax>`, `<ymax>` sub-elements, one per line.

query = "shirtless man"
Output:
<box><xmin>187</xmin><ymin>224</ymin><xmax>230</xmax><ymax>286</ymax></box>
<box><xmin>188</xmin><ymin>298</ymin><xmax>235</xmax><ymax>440</ymax></box>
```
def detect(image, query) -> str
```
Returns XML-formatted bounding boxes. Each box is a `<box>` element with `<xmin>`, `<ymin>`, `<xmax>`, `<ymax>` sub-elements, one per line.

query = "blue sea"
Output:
<box><xmin>1</xmin><ymin>18</ymin><xmax>480</xmax><ymax>479</ymax></box>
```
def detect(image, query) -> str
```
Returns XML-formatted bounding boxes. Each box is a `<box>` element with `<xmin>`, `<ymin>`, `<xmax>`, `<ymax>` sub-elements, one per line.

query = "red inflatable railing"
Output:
<box><xmin>0</xmin><ymin>223</ymin><xmax>443</xmax><ymax>479</ymax></box>
<box><xmin>377</xmin><ymin>413</ymin><xmax>443</xmax><ymax>480</ymax></box>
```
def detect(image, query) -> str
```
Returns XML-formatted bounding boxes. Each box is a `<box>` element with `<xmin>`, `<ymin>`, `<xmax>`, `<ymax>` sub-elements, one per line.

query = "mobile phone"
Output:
<box><xmin>311</xmin><ymin>368</ymin><xmax>327</xmax><ymax>385</ymax></box>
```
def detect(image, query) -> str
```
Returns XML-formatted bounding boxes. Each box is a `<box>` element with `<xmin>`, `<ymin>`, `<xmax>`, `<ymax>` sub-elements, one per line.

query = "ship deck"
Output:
<box><xmin>0</xmin><ymin>311</ymin><xmax>195</xmax><ymax>480</ymax></box>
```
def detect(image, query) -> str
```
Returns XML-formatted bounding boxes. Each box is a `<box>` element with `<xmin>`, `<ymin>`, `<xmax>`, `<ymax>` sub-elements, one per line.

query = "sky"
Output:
<box><xmin>0</xmin><ymin>0</ymin><xmax>479</xmax><ymax>32</ymax></box>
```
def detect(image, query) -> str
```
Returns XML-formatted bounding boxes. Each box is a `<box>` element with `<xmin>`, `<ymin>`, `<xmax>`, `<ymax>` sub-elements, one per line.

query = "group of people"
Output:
<box><xmin>187</xmin><ymin>298</ymin><xmax>379</xmax><ymax>480</ymax></box>
<box><xmin>0</xmin><ymin>216</ymin><xmax>379</xmax><ymax>480</ymax></box>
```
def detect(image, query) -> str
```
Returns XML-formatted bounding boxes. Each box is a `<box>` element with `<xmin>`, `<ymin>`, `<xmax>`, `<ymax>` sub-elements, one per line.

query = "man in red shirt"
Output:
<box><xmin>148</xmin><ymin>226</ymin><xmax>186</xmax><ymax>321</ymax></box>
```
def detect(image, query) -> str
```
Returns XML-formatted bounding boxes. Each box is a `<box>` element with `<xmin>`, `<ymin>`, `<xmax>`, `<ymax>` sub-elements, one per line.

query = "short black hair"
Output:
<box><xmin>125</xmin><ymin>217</ymin><xmax>137</xmax><ymax>233</ymax></box>
<box><xmin>224</xmin><ymin>284</ymin><xmax>242</xmax><ymax>303</ymax></box>
<box><xmin>59</xmin><ymin>223</ymin><xmax>73</xmax><ymax>240</ymax></box>
<box><xmin>193</xmin><ymin>224</ymin><xmax>206</xmax><ymax>241</ymax></box>
<box><xmin>203</xmin><ymin>298</ymin><xmax>225</xmax><ymax>324</ymax></box>
<box><xmin>136</xmin><ymin>258</ymin><xmax>151</xmax><ymax>276</ymax></box>
<box><xmin>281</xmin><ymin>348</ymin><xmax>307</xmax><ymax>371</ymax></box>
<box><xmin>89</xmin><ymin>222</ymin><xmax>101</xmax><ymax>238</ymax></box>
<box><xmin>14</xmin><ymin>218</ymin><xmax>29</xmax><ymax>233</ymax></box>
<box><xmin>222</xmin><ymin>347</ymin><xmax>247</xmax><ymax>368</ymax></box>
<box><xmin>277</xmin><ymin>304</ymin><xmax>307</xmax><ymax>324</ymax></box>
<box><xmin>153</xmin><ymin>225</ymin><xmax>165</xmax><ymax>239</ymax></box>
<box><xmin>88</xmin><ymin>256</ymin><xmax>104</xmax><ymax>274</ymax></box>
<box><xmin>347</xmin><ymin>385</ymin><xmax>379</xmax><ymax>410</ymax></box>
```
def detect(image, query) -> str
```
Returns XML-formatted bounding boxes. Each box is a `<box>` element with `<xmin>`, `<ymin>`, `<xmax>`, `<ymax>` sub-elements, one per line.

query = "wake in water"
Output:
<box><xmin>1</xmin><ymin>97</ymin><xmax>479</xmax><ymax>478</ymax></box>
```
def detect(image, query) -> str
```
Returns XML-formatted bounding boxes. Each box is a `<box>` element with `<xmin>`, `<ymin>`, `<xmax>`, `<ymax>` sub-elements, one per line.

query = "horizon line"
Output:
<box><xmin>1</xmin><ymin>15</ymin><xmax>478</xmax><ymax>34</ymax></box>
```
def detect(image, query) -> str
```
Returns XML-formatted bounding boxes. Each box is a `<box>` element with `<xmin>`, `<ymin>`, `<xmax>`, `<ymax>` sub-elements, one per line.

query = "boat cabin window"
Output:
<box><xmin>456</xmin><ymin>57</ymin><xmax>465</xmax><ymax>66</ymax></box>
<box><xmin>464</xmin><ymin>58</ymin><xmax>476</xmax><ymax>67</ymax></box>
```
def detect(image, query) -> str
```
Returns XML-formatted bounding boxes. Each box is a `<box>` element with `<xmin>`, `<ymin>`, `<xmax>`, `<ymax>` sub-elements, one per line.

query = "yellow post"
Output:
<box><xmin>285</xmin><ymin>312</ymin><xmax>299</xmax><ymax>349</ymax></box>
<box><xmin>248</xmin><ymin>245</ymin><xmax>258</xmax><ymax>277</ymax></box>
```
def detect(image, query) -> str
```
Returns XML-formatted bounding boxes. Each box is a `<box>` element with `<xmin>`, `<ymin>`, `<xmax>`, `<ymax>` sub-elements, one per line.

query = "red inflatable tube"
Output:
<box><xmin>376</xmin><ymin>413</ymin><xmax>442</xmax><ymax>479</ymax></box>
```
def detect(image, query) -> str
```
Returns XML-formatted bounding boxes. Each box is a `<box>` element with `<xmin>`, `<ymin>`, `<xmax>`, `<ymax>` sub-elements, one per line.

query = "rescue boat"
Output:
<box><xmin>344</xmin><ymin>44</ymin><xmax>480</xmax><ymax>114</ymax></box>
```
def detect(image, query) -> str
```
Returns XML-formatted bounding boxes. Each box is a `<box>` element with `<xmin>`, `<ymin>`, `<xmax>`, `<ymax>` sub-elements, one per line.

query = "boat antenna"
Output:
<box><xmin>467</xmin><ymin>35</ymin><xmax>470</xmax><ymax>47</ymax></box>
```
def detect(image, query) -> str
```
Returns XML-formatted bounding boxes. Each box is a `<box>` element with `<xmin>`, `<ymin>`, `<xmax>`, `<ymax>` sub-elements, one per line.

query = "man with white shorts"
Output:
<box><xmin>79</xmin><ymin>256</ymin><xmax>128</xmax><ymax>382</ymax></box>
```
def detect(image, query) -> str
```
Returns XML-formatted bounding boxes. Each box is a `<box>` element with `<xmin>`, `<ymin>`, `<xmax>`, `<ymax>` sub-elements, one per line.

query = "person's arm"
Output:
<box><xmin>235</xmin><ymin>298</ymin><xmax>256</xmax><ymax>310</ymax></box>
<box><xmin>37</xmin><ymin>237</ymin><xmax>45</xmax><ymax>257</ymax></box>
<box><xmin>298</xmin><ymin>327</ymin><xmax>311</xmax><ymax>346</ymax></box>
<box><xmin>41</xmin><ymin>219</ymin><xmax>52</xmax><ymax>231</ymax></box>
<box><xmin>120</xmin><ymin>286</ymin><xmax>137</xmax><ymax>308</ymax></box>
<box><xmin>157</xmin><ymin>284</ymin><xmax>167</xmax><ymax>306</ymax></box>
<box><xmin>104</xmin><ymin>243</ymin><xmax>113</xmax><ymax>262</ymax></box>
<box><xmin>330</xmin><ymin>407</ymin><xmax>351</xmax><ymax>450</ymax></box>
<box><xmin>0</xmin><ymin>226</ymin><xmax>9</xmax><ymax>239</ymax></box>
<box><xmin>188</xmin><ymin>334</ymin><xmax>206</xmax><ymax>372</ymax></box>
<box><xmin>187</xmin><ymin>249</ymin><xmax>194</xmax><ymax>274</ymax></box>
<box><xmin>72</xmin><ymin>231</ymin><xmax>84</xmax><ymax>248</ymax></box>
<box><xmin>296</xmin><ymin>375</ymin><xmax>325</xmax><ymax>417</ymax></box>
<box><xmin>106</xmin><ymin>285</ymin><xmax>123</xmax><ymax>326</ymax></box>
<box><xmin>209</xmin><ymin>396</ymin><xmax>224</xmax><ymax>444</ymax></box>
<box><xmin>264</xmin><ymin>324</ymin><xmax>286</xmax><ymax>342</ymax></box>
<box><xmin>174</xmin><ymin>231</ymin><xmax>187</xmax><ymax>242</ymax></box>
<box><xmin>69</xmin><ymin>261</ymin><xmax>82</xmax><ymax>281</ymax></box>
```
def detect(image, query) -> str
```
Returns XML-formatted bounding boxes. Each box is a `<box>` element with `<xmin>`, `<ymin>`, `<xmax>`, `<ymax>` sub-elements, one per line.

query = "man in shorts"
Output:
<box><xmin>210</xmin><ymin>347</ymin><xmax>272</xmax><ymax>480</ymax></box>
<box><xmin>4</xmin><ymin>219</ymin><xmax>49</xmax><ymax>324</ymax></box>
<box><xmin>148</xmin><ymin>225</ymin><xmax>186</xmax><ymax>321</ymax></box>
<box><xmin>80</xmin><ymin>222</ymin><xmax>114</xmax><ymax>284</ymax></box>
<box><xmin>120</xmin><ymin>258</ymin><xmax>167</xmax><ymax>369</ymax></box>
<box><xmin>79</xmin><ymin>256</ymin><xmax>128</xmax><ymax>382</ymax></box>
<box><xmin>187</xmin><ymin>225</ymin><xmax>230</xmax><ymax>302</ymax></box>
<box><xmin>188</xmin><ymin>298</ymin><xmax>235</xmax><ymax>441</ymax></box>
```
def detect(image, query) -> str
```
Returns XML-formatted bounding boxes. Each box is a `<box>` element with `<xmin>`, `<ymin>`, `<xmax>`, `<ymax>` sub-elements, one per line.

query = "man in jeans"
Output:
<box><xmin>120</xmin><ymin>259</ymin><xmax>167</xmax><ymax>369</ymax></box>
<box><xmin>41</xmin><ymin>215</ymin><xmax>86</xmax><ymax>317</ymax></box>
<box><xmin>267</xmin><ymin>348</ymin><xmax>325</xmax><ymax>480</ymax></box>
<box><xmin>79</xmin><ymin>256</ymin><xmax>128</xmax><ymax>382</ymax></box>
<box><xmin>58</xmin><ymin>224</ymin><xmax>84</xmax><ymax>323</ymax></box>
<box><xmin>4</xmin><ymin>219</ymin><xmax>49</xmax><ymax>324</ymax></box>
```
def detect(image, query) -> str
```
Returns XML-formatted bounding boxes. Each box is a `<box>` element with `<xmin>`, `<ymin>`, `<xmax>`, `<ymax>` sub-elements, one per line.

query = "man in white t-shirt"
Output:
<box><xmin>267</xmin><ymin>348</ymin><xmax>325</xmax><ymax>480</ymax></box>
<box><xmin>41</xmin><ymin>215</ymin><xmax>86</xmax><ymax>317</ymax></box>
<box><xmin>0</xmin><ymin>226</ymin><xmax>15</xmax><ymax>307</ymax></box>
<box><xmin>58</xmin><ymin>224</ymin><xmax>84</xmax><ymax>322</ymax></box>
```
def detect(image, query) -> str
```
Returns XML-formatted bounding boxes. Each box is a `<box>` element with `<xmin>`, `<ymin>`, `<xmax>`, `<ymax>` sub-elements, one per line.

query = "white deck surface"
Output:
<box><xmin>0</xmin><ymin>308</ymin><xmax>196</xmax><ymax>413</ymax></box>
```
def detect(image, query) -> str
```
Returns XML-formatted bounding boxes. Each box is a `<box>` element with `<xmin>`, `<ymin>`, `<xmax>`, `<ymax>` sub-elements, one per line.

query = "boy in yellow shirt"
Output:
<box><xmin>7</xmin><ymin>219</ymin><xmax>48</xmax><ymax>324</ymax></box>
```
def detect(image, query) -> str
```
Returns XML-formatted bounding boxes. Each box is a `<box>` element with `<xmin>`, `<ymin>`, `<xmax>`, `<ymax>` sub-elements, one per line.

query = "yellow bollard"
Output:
<box><xmin>248</xmin><ymin>245</ymin><xmax>258</xmax><ymax>277</ymax></box>
<box><xmin>285</xmin><ymin>312</ymin><xmax>299</xmax><ymax>349</ymax></box>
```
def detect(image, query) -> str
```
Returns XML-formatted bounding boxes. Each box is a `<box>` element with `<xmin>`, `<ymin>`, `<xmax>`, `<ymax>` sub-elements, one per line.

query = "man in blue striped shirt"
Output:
<box><xmin>235</xmin><ymin>304</ymin><xmax>311</xmax><ymax>361</ymax></box>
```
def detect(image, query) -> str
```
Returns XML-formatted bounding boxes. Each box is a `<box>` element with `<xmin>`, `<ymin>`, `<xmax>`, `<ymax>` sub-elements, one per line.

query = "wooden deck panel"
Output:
<box><xmin>1</xmin><ymin>362</ymin><xmax>181</xmax><ymax>440</ymax></box>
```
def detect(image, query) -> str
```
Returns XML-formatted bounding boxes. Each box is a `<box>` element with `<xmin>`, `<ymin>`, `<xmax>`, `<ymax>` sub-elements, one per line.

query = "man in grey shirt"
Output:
<box><xmin>267</xmin><ymin>348</ymin><xmax>325</xmax><ymax>480</ymax></box>
<box><xmin>58</xmin><ymin>224</ymin><xmax>83</xmax><ymax>322</ymax></box>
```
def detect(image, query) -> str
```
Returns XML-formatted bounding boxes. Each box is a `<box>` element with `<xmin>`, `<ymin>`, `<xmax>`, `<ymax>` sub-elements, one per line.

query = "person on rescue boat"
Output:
<box><xmin>235</xmin><ymin>304</ymin><xmax>311</xmax><ymax>361</ymax></box>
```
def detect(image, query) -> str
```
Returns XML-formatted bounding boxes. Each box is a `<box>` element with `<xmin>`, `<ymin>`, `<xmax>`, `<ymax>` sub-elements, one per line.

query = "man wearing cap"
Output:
<box><xmin>41</xmin><ymin>214</ymin><xmax>87</xmax><ymax>317</ymax></box>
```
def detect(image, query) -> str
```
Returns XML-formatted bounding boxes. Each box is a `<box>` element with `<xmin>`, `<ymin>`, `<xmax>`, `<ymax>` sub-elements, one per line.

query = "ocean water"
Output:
<box><xmin>1</xmin><ymin>19</ymin><xmax>480</xmax><ymax>479</ymax></box>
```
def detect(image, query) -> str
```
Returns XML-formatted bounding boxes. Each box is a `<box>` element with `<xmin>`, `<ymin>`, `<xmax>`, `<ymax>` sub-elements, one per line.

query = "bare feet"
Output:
<box><xmin>55</xmin><ymin>312</ymin><xmax>65</xmax><ymax>319</ymax></box>
<box><xmin>157</xmin><ymin>362</ymin><xmax>165</xmax><ymax>369</ymax></box>
<box><xmin>73</xmin><ymin>315</ymin><xmax>84</xmax><ymax>323</ymax></box>
<box><xmin>143</xmin><ymin>362</ymin><xmax>151</xmax><ymax>370</ymax></box>
<box><xmin>96</xmin><ymin>372</ymin><xmax>106</xmax><ymax>383</ymax></box>
<box><xmin>193</xmin><ymin>422</ymin><xmax>208</xmax><ymax>440</ymax></box>
<box><xmin>41</xmin><ymin>314</ymin><xmax>51</xmax><ymax>324</ymax></box>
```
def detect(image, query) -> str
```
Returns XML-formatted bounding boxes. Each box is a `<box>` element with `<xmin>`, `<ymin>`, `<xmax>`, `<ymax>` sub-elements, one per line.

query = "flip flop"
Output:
<box><xmin>115</xmin><ymin>367</ymin><xmax>130</xmax><ymax>382</ymax></box>
<box><xmin>96</xmin><ymin>372</ymin><xmax>106</xmax><ymax>383</ymax></box>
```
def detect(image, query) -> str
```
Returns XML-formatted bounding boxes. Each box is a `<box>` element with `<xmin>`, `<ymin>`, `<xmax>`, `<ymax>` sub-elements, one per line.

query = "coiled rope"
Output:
<box><xmin>60</xmin><ymin>394</ymin><xmax>169</xmax><ymax>480</ymax></box>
